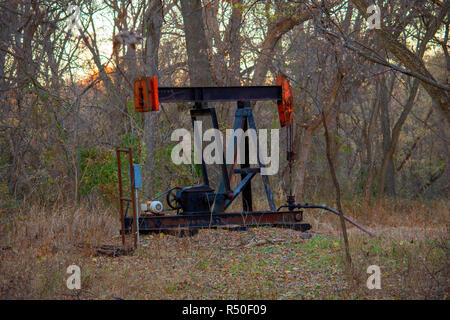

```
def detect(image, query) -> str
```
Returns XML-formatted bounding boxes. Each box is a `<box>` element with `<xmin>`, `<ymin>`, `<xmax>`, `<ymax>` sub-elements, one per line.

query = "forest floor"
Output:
<box><xmin>0</xmin><ymin>199</ymin><xmax>448</xmax><ymax>299</ymax></box>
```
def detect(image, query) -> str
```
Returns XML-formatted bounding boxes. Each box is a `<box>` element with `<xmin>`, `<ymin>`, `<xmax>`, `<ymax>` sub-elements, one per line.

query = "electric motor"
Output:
<box><xmin>149</xmin><ymin>201</ymin><xmax>163</xmax><ymax>213</ymax></box>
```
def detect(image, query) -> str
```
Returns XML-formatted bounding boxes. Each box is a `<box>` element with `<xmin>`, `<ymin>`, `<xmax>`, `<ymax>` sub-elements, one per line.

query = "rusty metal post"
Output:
<box><xmin>128</xmin><ymin>148</ymin><xmax>138</xmax><ymax>249</ymax></box>
<box><xmin>116</xmin><ymin>148</ymin><xmax>126</xmax><ymax>247</ymax></box>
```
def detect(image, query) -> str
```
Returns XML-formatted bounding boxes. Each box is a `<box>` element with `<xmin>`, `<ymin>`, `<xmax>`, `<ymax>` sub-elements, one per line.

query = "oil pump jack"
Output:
<box><xmin>116</xmin><ymin>75</ymin><xmax>374</xmax><ymax>244</ymax></box>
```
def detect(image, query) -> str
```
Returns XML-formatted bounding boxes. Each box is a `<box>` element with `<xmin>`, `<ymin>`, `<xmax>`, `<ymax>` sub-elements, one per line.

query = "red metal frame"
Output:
<box><xmin>116</xmin><ymin>147</ymin><xmax>138</xmax><ymax>249</ymax></box>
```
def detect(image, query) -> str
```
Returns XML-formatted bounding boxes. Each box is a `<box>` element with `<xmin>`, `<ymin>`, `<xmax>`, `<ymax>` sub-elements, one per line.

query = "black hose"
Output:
<box><xmin>277</xmin><ymin>203</ymin><xmax>375</xmax><ymax>236</ymax></box>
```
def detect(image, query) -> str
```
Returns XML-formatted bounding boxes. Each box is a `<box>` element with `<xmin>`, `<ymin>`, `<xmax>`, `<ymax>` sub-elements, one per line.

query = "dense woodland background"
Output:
<box><xmin>0</xmin><ymin>0</ymin><xmax>449</xmax><ymax>300</ymax></box>
<box><xmin>0</xmin><ymin>0</ymin><xmax>448</xmax><ymax>213</ymax></box>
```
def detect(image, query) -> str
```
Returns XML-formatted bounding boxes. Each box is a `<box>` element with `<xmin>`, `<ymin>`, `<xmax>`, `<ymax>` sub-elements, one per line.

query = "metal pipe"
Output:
<box><xmin>135</xmin><ymin>188</ymin><xmax>140</xmax><ymax>249</ymax></box>
<box><xmin>277</xmin><ymin>203</ymin><xmax>375</xmax><ymax>237</ymax></box>
<box><xmin>128</xmin><ymin>148</ymin><xmax>138</xmax><ymax>249</ymax></box>
<box><xmin>116</xmin><ymin>148</ymin><xmax>126</xmax><ymax>247</ymax></box>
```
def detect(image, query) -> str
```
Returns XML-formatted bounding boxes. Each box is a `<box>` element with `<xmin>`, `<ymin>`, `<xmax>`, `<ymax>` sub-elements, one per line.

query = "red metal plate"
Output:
<box><xmin>134</xmin><ymin>76</ymin><xmax>159</xmax><ymax>112</ymax></box>
<box><xmin>134</xmin><ymin>77</ymin><xmax>149</xmax><ymax>112</ymax></box>
<box><xmin>276</xmin><ymin>74</ymin><xmax>293</xmax><ymax>127</ymax></box>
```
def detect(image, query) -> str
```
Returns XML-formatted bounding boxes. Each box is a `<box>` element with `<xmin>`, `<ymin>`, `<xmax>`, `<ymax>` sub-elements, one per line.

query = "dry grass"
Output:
<box><xmin>0</xmin><ymin>199</ymin><xmax>448</xmax><ymax>299</ymax></box>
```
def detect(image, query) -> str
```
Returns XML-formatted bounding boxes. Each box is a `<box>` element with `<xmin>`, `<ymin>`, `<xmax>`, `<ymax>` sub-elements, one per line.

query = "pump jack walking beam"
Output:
<box><xmin>133</xmin><ymin>76</ymin><xmax>293</xmax><ymax>128</ymax></box>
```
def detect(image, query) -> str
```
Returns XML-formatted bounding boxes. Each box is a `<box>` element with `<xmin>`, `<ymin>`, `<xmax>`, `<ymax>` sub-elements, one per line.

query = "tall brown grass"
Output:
<box><xmin>0</xmin><ymin>203</ymin><xmax>117</xmax><ymax>298</ymax></box>
<box><xmin>0</xmin><ymin>198</ymin><xmax>448</xmax><ymax>299</ymax></box>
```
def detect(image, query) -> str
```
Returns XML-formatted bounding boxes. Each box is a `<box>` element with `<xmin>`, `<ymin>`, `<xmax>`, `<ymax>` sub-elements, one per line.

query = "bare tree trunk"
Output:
<box><xmin>203</xmin><ymin>0</ymin><xmax>227</xmax><ymax>86</ymax></box>
<box><xmin>363</xmin><ymin>83</ymin><xmax>381</xmax><ymax>203</ymax></box>
<box><xmin>322</xmin><ymin>110</ymin><xmax>352</xmax><ymax>268</ymax></box>
<box><xmin>377</xmin><ymin>19</ymin><xmax>434</xmax><ymax>204</ymax></box>
<box><xmin>435</xmin><ymin>117</ymin><xmax>449</xmax><ymax>197</ymax></box>
<box><xmin>180</xmin><ymin>0</ymin><xmax>212</xmax><ymax>86</ymax></box>
<box><xmin>379</xmin><ymin>76</ymin><xmax>396</xmax><ymax>197</ymax></box>
<box><xmin>142</xmin><ymin>0</ymin><xmax>163</xmax><ymax>198</ymax></box>
<box><xmin>378</xmin><ymin>80</ymin><xmax>419</xmax><ymax>205</ymax></box>
<box><xmin>294</xmin><ymin>73</ymin><xmax>343</xmax><ymax>200</ymax></box>
<box><xmin>226</xmin><ymin>0</ymin><xmax>242</xmax><ymax>86</ymax></box>
<box><xmin>294</xmin><ymin>126</ymin><xmax>315</xmax><ymax>201</ymax></box>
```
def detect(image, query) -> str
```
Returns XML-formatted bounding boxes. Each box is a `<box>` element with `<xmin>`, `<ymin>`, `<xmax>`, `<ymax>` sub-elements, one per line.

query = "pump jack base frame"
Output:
<box><xmin>123</xmin><ymin>210</ymin><xmax>311</xmax><ymax>235</ymax></box>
